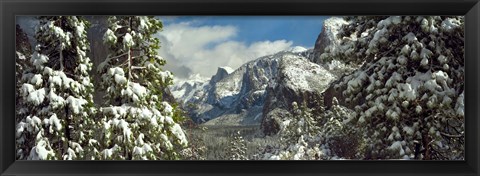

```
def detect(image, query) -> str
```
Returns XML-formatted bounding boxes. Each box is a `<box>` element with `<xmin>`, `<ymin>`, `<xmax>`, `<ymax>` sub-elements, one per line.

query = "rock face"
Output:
<box><xmin>172</xmin><ymin>51</ymin><xmax>283</xmax><ymax>125</ymax></box>
<box><xmin>210</xmin><ymin>67</ymin><xmax>234</xmax><ymax>84</ymax></box>
<box><xmin>312</xmin><ymin>17</ymin><xmax>348</xmax><ymax>64</ymax></box>
<box><xmin>312</xmin><ymin>25</ymin><xmax>329</xmax><ymax>64</ymax></box>
<box><xmin>170</xmin><ymin>17</ymin><xmax>370</xmax><ymax>134</ymax></box>
<box><xmin>16</xmin><ymin>24</ymin><xmax>33</xmax><ymax>55</ymax></box>
<box><xmin>172</xmin><ymin>47</ymin><xmax>337</xmax><ymax>131</ymax></box>
<box><xmin>261</xmin><ymin>53</ymin><xmax>336</xmax><ymax>135</ymax></box>
<box><xmin>171</xmin><ymin>74</ymin><xmax>209</xmax><ymax>105</ymax></box>
<box><xmin>206</xmin><ymin>56</ymin><xmax>280</xmax><ymax>110</ymax></box>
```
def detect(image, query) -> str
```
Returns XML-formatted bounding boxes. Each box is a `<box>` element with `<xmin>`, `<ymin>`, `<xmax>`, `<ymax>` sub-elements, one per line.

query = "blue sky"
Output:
<box><xmin>160</xmin><ymin>16</ymin><xmax>328</xmax><ymax>48</ymax></box>
<box><xmin>156</xmin><ymin>16</ymin><xmax>329</xmax><ymax>78</ymax></box>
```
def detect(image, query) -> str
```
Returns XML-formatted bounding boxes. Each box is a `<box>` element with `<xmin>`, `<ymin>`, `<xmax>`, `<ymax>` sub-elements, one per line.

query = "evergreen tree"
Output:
<box><xmin>179</xmin><ymin>121</ymin><xmax>207</xmax><ymax>160</ymax></box>
<box><xmin>96</xmin><ymin>16</ymin><xmax>188</xmax><ymax>160</ymax></box>
<box><xmin>259</xmin><ymin>102</ymin><xmax>325</xmax><ymax>160</ymax></box>
<box><xmin>16</xmin><ymin>24</ymin><xmax>33</xmax><ymax>124</ymax></box>
<box><xmin>16</xmin><ymin>16</ymin><xmax>97</xmax><ymax>160</ymax></box>
<box><xmin>321</xmin><ymin>99</ymin><xmax>362</xmax><ymax>159</ymax></box>
<box><xmin>227</xmin><ymin>131</ymin><xmax>247</xmax><ymax>160</ymax></box>
<box><xmin>275</xmin><ymin>102</ymin><xmax>320</xmax><ymax>147</ymax></box>
<box><xmin>321</xmin><ymin>16</ymin><xmax>464</xmax><ymax>160</ymax></box>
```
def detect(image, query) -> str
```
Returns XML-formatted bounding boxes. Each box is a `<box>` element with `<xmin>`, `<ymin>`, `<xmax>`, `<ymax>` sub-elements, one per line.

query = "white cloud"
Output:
<box><xmin>157</xmin><ymin>22</ymin><xmax>293</xmax><ymax>78</ymax></box>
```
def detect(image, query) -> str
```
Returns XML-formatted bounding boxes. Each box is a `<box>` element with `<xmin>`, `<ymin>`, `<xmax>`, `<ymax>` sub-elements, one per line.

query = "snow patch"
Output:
<box><xmin>455</xmin><ymin>91</ymin><xmax>464</xmax><ymax>117</ymax></box>
<box><xmin>48</xmin><ymin>114</ymin><xmax>62</xmax><ymax>132</ymax></box>
<box><xmin>282</xmin><ymin>54</ymin><xmax>335</xmax><ymax>91</ymax></box>
<box><xmin>27</xmin><ymin>88</ymin><xmax>46</xmax><ymax>106</ymax></box>
<box><xmin>123</xmin><ymin>33</ymin><xmax>134</xmax><ymax>48</ymax></box>
<box><xmin>288</xmin><ymin>46</ymin><xmax>308</xmax><ymax>53</ymax></box>
<box><xmin>170</xmin><ymin>124</ymin><xmax>188</xmax><ymax>146</ymax></box>
<box><xmin>31</xmin><ymin>52</ymin><xmax>49</xmax><ymax>68</ymax></box>
<box><xmin>28</xmin><ymin>140</ymin><xmax>53</xmax><ymax>160</ymax></box>
<box><xmin>441</xmin><ymin>18</ymin><xmax>462</xmax><ymax>32</ymax></box>
<box><xmin>103</xmin><ymin>29</ymin><xmax>117</xmax><ymax>45</ymax></box>
<box><xmin>30</xmin><ymin>74</ymin><xmax>43</xmax><ymax>86</ymax></box>
<box><xmin>219</xmin><ymin>66</ymin><xmax>235</xmax><ymax>74</ymax></box>
<box><xmin>66</xmin><ymin>96</ymin><xmax>88</xmax><ymax>114</ymax></box>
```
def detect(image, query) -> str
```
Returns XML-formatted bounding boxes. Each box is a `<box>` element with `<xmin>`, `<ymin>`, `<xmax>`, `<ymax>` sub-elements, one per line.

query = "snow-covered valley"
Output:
<box><xmin>170</xmin><ymin>16</ymin><xmax>465</xmax><ymax>160</ymax></box>
<box><xmin>15</xmin><ymin>16</ymin><xmax>465</xmax><ymax>160</ymax></box>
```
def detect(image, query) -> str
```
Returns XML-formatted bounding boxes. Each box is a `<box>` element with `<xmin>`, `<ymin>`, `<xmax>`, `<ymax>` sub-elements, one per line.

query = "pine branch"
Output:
<box><xmin>440</xmin><ymin>132</ymin><xmax>464</xmax><ymax>138</ymax></box>
<box><xmin>106</xmin><ymin>52</ymin><xmax>129</xmax><ymax>61</ymax></box>
<box><xmin>131</xmin><ymin>66</ymin><xmax>146</xmax><ymax>70</ymax></box>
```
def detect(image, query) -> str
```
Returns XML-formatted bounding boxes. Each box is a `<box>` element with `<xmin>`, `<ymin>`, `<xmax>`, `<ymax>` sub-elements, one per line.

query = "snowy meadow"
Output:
<box><xmin>16</xmin><ymin>16</ymin><xmax>464</xmax><ymax>160</ymax></box>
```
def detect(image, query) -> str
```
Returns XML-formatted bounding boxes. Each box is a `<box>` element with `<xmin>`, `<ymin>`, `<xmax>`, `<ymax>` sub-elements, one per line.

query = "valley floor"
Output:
<box><xmin>185</xmin><ymin>124</ymin><xmax>280</xmax><ymax>160</ymax></box>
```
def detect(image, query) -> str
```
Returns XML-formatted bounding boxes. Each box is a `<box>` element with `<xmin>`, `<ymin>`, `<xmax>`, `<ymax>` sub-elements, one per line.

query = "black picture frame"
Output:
<box><xmin>1</xmin><ymin>0</ymin><xmax>479</xmax><ymax>176</ymax></box>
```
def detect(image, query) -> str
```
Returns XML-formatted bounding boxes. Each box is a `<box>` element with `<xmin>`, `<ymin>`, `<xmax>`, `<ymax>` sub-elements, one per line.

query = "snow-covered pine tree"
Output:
<box><xmin>97</xmin><ymin>16</ymin><xmax>188</xmax><ymax>160</ymax></box>
<box><xmin>259</xmin><ymin>102</ymin><xmax>325</xmax><ymax>160</ymax></box>
<box><xmin>16</xmin><ymin>25</ymin><xmax>33</xmax><ymax>124</ymax></box>
<box><xmin>227</xmin><ymin>131</ymin><xmax>247</xmax><ymax>160</ymax></box>
<box><xmin>179</xmin><ymin>121</ymin><xmax>207</xmax><ymax>160</ymax></box>
<box><xmin>321</xmin><ymin>98</ymin><xmax>362</xmax><ymax>159</ymax></box>
<box><xmin>321</xmin><ymin>16</ymin><xmax>464</xmax><ymax>160</ymax></box>
<box><xmin>16</xmin><ymin>16</ymin><xmax>97</xmax><ymax>160</ymax></box>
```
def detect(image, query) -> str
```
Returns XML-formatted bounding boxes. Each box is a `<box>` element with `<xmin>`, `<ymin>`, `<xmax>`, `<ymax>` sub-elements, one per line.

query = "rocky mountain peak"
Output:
<box><xmin>312</xmin><ymin>17</ymin><xmax>348</xmax><ymax>64</ymax></box>
<box><xmin>210</xmin><ymin>66</ymin><xmax>234</xmax><ymax>84</ymax></box>
<box><xmin>172</xmin><ymin>47</ymin><xmax>337</xmax><ymax>128</ymax></box>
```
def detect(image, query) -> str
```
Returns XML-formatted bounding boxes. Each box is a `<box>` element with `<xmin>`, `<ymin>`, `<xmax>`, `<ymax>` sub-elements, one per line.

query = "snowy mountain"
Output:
<box><xmin>169</xmin><ymin>19</ymin><xmax>345</xmax><ymax>128</ymax></box>
<box><xmin>171</xmin><ymin>47</ymin><xmax>336</xmax><ymax>126</ymax></box>
<box><xmin>170</xmin><ymin>51</ymin><xmax>281</xmax><ymax>124</ymax></box>
<box><xmin>171</xmin><ymin>74</ymin><xmax>210</xmax><ymax>105</ymax></box>
<box><xmin>311</xmin><ymin>17</ymin><xmax>349</xmax><ymax>64</ymax></box>
<box><xmin>260</xmin><ymin>51</ymin><xmax>337</xmax><ymax>134</ymax></box>
<box><xmin>167</xmin><ymin>17</ymin><xmax>354</xmax><ymax>128</ymax></box>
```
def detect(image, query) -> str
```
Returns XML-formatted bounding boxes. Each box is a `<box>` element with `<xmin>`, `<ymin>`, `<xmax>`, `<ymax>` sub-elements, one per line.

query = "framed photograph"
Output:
<box><xmin>1</xmin><ymin>0</ymin><xmax>479</xmax><ymax>176</ymax></box>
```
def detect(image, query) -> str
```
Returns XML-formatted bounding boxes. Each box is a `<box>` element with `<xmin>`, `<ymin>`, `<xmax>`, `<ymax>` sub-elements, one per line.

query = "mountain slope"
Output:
<box><xmin>255</xmin><ymin>16</ymin><xmax>465</xmax><ymax>160</ymax></box>
<box><xmin>171</xmin><ymin>47</ymin><xmax>336</xmax><ymax>127</ymax></box>
<box><xmin>261</xmin><ymin>53</ymin><xmax>336</xmax><ymax>134</ymax></box>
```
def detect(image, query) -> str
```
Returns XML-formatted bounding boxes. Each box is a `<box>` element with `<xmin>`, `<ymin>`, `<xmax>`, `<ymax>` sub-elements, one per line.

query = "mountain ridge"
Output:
<box><xmin>170</xmin><ymin>46</ymin><xmax>337</xmax><ymax>128</ymax></box>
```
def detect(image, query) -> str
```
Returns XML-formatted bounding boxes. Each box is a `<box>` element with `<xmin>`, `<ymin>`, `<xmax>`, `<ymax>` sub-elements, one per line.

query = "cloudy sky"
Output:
<box><xmin>156</xmin><ymin>16</ymin><xmax>328</xmax><ymax>79</ymax></box>
<box><xmin>16</xmin><ymin>16</ymin><xmax>328</xmax><ymax>79</ymax></box>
